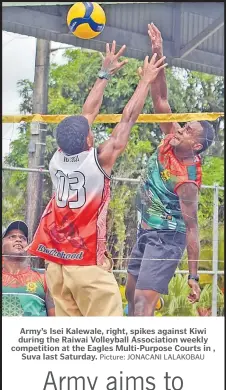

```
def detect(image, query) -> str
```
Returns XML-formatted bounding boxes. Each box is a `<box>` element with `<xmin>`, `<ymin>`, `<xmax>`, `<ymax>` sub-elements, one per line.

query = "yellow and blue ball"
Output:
<box><xmin>67</xmin><ymin>2</ymin><xmax>106</xmax><ymax>40</ymax></box>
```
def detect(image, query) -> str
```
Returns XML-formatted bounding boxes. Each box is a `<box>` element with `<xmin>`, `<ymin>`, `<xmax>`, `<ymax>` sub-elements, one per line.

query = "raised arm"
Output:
<box><xmin>97</xmin><ymin>53</ymin><xmax>167</xmax><ymax>176</ymax></box>
<box><xmin>82</xmin><ymin>41</ymin><xmax>128</xmax><ymax>125</ymax></box>
<box><xmin>148</xmin><ymin>23</ymin><xmax>181</xmax><ymax>135</ymax></box>
<box><xmin>177</xmin><ymin>183</ymin><xmax>201</xmax><ymax>304</ymax></box>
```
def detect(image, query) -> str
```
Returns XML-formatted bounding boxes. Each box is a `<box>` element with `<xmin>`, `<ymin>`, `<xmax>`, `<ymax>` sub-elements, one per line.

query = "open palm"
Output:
<box><xmin>101</xmin><ymin>40</ymin><xmax>128</xmax><ymax>75</ymax></box>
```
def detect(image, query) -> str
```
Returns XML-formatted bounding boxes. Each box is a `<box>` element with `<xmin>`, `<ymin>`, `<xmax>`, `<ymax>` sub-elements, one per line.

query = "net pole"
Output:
<box><xmin>212</xmin><ymin>184</ymin><xmax>219</xmax><ymax>316</ymax></box>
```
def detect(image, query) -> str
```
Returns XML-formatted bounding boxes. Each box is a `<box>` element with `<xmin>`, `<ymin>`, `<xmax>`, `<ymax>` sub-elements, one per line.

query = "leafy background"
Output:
<box><xmin>3</xmin><ymin>49</ymin><xmax>224</xmax><ymax>316</ymax></box>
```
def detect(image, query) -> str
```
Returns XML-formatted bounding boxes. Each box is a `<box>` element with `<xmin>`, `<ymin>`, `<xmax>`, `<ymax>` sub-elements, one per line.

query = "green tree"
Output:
<box><xmin>3</xmin><ymin>48</ymin><xmax>224</xmax><ymax>273</ymax></box>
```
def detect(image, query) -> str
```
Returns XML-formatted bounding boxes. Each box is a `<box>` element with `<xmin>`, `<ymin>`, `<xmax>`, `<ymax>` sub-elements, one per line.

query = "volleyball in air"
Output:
<box><xmin>67</xmin><ymin>2</ymin><xmax>106</xmax><ymax>39</ymax></box>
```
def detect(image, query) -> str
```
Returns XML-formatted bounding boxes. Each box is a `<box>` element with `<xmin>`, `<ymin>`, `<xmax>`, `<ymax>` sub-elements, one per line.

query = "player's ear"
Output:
<box><xmin>193</xmin><ymin>143</ymin><xmax>202</xmax><ymax>152</ymax></box>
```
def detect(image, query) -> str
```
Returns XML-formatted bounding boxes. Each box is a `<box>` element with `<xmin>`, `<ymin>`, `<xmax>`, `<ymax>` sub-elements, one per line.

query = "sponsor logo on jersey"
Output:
<box><xmin>64</xmin><ymin>155</ymin><xmax>80</xmax><ymax>163</ymax></box>
<box><xmin>37</xmin><ymin>244</ymin><xmax>84</xmax><ymax>260</ymax></box>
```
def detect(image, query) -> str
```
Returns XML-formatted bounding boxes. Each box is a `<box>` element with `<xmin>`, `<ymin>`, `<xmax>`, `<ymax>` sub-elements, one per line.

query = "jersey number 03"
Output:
<box><xmin>55</xmin><ymin>170</ymin><xmax>86</xmax><ymax>209</ymax></box>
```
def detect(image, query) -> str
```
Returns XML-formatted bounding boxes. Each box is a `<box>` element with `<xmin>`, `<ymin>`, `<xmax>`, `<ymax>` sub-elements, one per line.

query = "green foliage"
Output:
<box><xmin>161</xmin><ymin>274</ymin><xmax>197</xmax><ymax>316</ymax></box>
<box><xmin>196</xmin><ymin>284</ymin><xmax>224</xmax><ymax>315</ymax></box>
<box><xmin>160</xmin><ymin>275</ymin><xmax>224</xmax><ymax>316</ymax></box>
<box><xmin>3</xmin><ymin>127</ymin><xmax>30</xmax><ymax>227</ymax></box>
<box><xmin>118</xmin><ymin>274</ymin><xmax>224</xmax><ymax>317</ymax></box>
<box><xmin>17</xmin><ymin>80</ymin><xmax>33</xmax><ymax>114</ymax></box>
<box><xmin>179</xmin><ymin>156</ymin><xmax>224</xmax><ymax>280</ymax></box>
<box><xmin>2</xmin><ymin>170</ymin><xmax>26</xmax><ymax>228</ymax></box>
<box><xmin>198</xmin><ymin>157</ymin><xmax>224</xmax><ymax>266</ymax></box>
<box><xmin>3</xmin><ymin>48</ymin><xmax>224</xmax><ymax>279</ymax></box>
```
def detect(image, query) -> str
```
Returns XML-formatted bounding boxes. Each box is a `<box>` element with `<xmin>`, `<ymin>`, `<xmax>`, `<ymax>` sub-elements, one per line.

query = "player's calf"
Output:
<box><xmin>125</xmin><ymin>273</ymin><xmax>137</xmax><ymax>316</ymax></box>
<box><xmin>134</xmin><ymin>289</ymin><xmax>160</xmax><ymax>316</ymax></box>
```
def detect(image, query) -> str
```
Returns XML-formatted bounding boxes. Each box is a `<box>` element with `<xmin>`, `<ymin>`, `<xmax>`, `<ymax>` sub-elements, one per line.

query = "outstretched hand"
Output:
<box><xmin>101</xmin><ymin>40</ymin><xmax>128</xmax><ymax>75</ymax></box>
<box><xmin>137</xmin><ymin>53</ymin><xmax>167</xmax><ymax>84</ymax></box>
<box><xmin>148</xmin><ymin>23</ymin><xmax>163</xmax><ymax>52</ymax></box>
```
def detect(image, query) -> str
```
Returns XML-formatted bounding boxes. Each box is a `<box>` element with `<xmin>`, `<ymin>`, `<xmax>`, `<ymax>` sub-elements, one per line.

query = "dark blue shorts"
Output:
<box><xmin>127</xmin><ymin>228</ymin><xmax>186</xmax><ymax>295</ymax></box>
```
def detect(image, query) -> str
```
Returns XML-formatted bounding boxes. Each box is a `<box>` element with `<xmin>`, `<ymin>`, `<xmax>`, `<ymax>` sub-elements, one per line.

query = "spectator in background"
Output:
<box><xmin>2</xmin><ymin>220</ymin><xmax>55</xmax><ymax>316</ymax></box>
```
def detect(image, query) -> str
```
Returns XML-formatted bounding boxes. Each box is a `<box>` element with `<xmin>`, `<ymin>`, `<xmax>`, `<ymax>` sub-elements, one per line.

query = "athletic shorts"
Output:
<box><xmin>127</xmin><ymin>228</ymin><xmax>186</xmax><ymax>295</ymax></box>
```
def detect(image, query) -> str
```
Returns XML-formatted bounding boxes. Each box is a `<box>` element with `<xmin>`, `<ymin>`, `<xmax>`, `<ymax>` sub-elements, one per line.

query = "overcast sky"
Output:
<box><xmin>2</xmin><ymin>31</ymin><xmax>70</xmax><ymax>157</ymax></box>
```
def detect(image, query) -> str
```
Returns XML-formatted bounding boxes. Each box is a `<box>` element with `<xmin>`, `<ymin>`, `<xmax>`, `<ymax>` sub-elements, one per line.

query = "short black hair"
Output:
<box><xmin>198</xmin><ymin>121</ymin><xmax>215</xmax><ymax>154</ymax></box>
<box><xmin>56</xmin><ymin>115</ymin><xmax>89</xmax><ymax>155</ymax></box>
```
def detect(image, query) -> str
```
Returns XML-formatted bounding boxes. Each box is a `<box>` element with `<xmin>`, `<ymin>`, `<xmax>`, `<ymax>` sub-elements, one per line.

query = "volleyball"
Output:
<box><xmin>67</xmin><ymin>2</ymin><xmax>106</xmax><ymax>39</ymax></box>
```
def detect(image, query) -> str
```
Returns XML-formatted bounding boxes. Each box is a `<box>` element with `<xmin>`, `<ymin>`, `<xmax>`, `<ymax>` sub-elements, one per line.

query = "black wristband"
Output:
<box><xmin>188</xmin><ymin>274</ymin><xmax>199</xmax><ymax>282</ymax></box>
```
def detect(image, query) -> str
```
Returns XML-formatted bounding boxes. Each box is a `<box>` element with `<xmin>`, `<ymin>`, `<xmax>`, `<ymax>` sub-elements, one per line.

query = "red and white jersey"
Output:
<box><xmin>28</xmin><ymin>148</ymin><xmax>111</xmax><ymax>266</ymax></box>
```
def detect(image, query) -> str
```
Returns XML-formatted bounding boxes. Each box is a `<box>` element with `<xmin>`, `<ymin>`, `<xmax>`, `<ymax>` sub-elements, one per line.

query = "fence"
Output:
<box><xmin>2</xmin><ymin>110</ymin><xmax>224</xmax><ymax>316</ymax></box>
<box><xmin>2</xmin><ymin>165</ymin><xmax>224</xmax><ymax>316</ymax></box>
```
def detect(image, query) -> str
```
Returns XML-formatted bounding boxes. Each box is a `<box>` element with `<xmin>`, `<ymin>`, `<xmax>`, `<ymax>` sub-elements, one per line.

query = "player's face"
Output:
<box><xmin>2</xmin><ymin>229</ymin><xmax>28</xmax><ymax>258</ymax></box>
<box><xmin>170</xmin><ymin>121</ymin><xmax>203</xmax><ymax>154</ymax></box>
